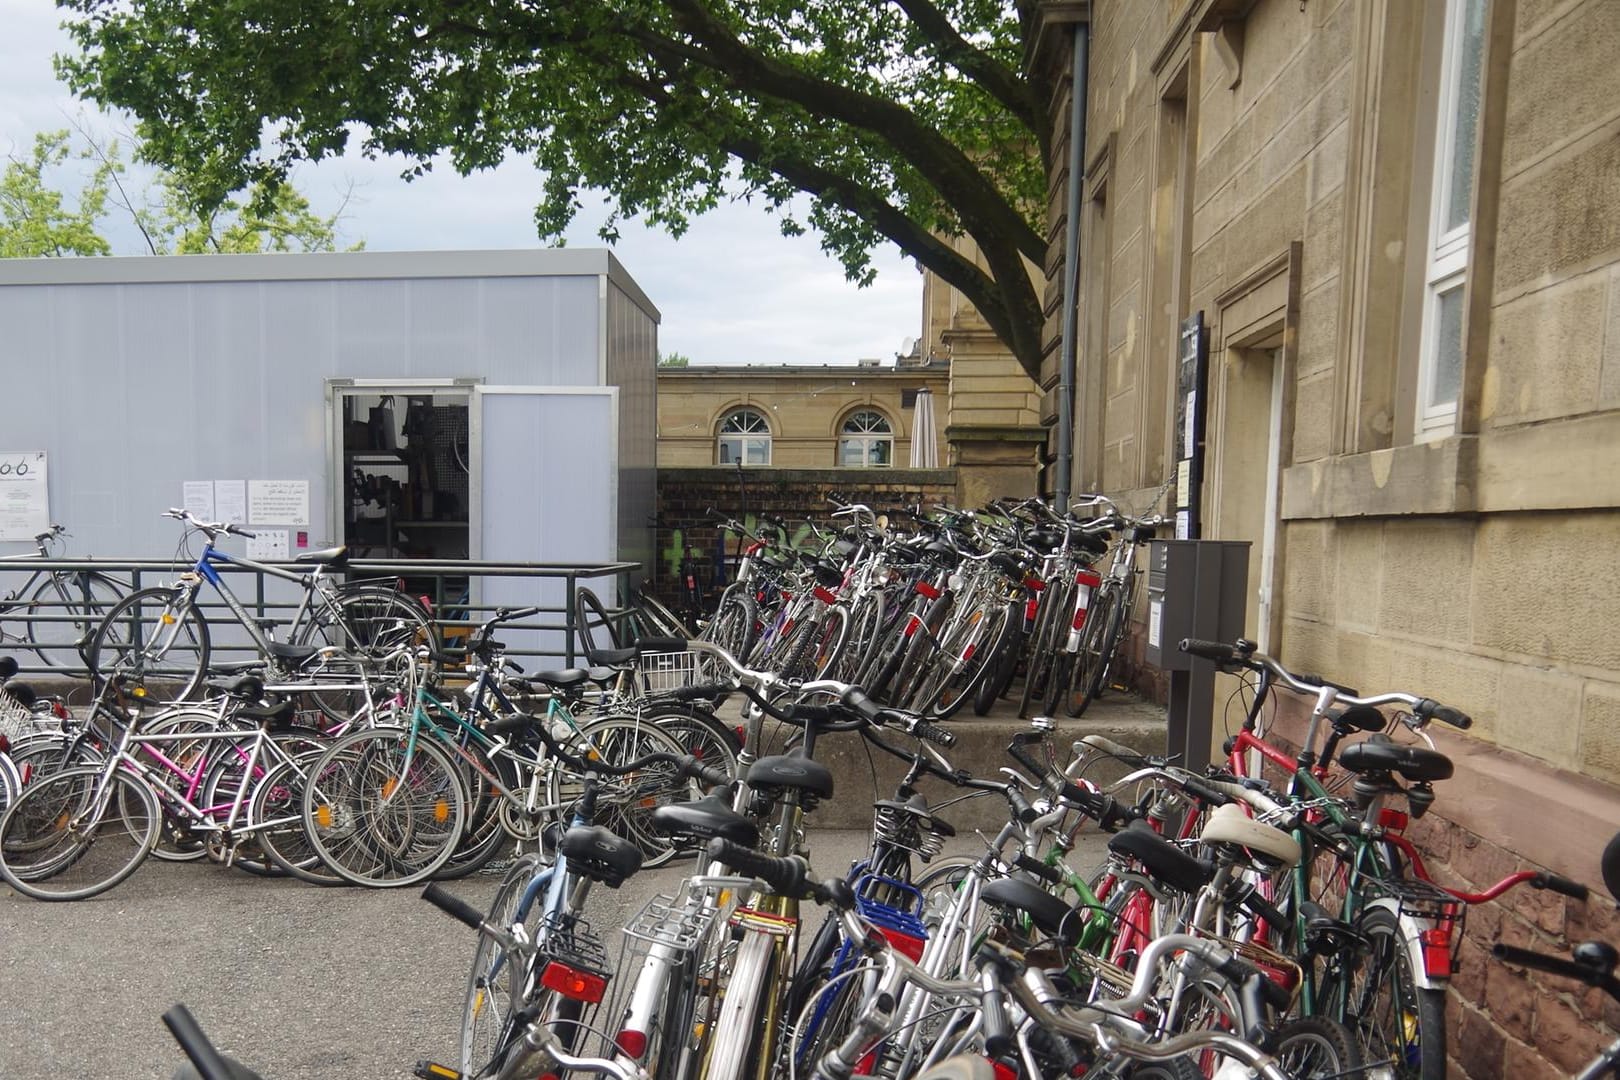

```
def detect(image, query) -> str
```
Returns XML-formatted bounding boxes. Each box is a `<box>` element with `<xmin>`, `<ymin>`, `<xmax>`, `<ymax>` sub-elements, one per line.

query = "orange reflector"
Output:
<box><xmin>381</xmin><ymin>777</ymin><xmax>398</xmax><ymax>799</ymax></box>
<box><xmin>160</xmin><ymin>613</ymin><xmax>176</xmax><ymax>625</ymax></box>
<box><xmin>434</xmin><ymin>800</ymin><xmax>450</xmax><ymax>823</ymax></box>
<box><xmin>540</xmin><ymin>960</ymin><xmax>606</xmax><ymax>1004</ymax></box>
<box><xmin>315</xmin><ymin>805</ymin><xmax>333</xmax><ymax>829</ymax></box>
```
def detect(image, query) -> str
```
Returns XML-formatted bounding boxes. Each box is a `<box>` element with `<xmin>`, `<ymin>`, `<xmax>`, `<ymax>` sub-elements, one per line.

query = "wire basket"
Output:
<box><xmin>0</xmin><ymin>686</ymin><xmax>52</xmax><ymax>742</ymax></box>
<box><xmin>601</xmin><ymin>875</ymin><xmax>751</xmax><ymax>1050</ymax></box>
<box><xmin>638</xmin><ymin>649</ymin><xmax>698</xmax><ymax>694</ymax></box>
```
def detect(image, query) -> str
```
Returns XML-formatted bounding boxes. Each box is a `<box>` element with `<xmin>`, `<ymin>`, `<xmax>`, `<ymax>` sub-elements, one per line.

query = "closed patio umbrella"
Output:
<box><xmin>910</xmin><ymin>388</ymin><xmax>939</xmax><ymax>468</ymax></box>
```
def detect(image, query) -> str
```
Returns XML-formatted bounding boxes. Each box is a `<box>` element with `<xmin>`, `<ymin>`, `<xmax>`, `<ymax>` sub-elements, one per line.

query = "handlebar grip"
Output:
<box><xmin>1006</xmin><ymin>787</ymin><xmax>1039</xmax><ymax>825</ymax></box>
<box><xmin>690</xmin><ymin>760</ymin><xmax>731</xmax><ymax>788</ymax></box>
<box><xmin>1180</xmin><ymin>775</ymin><xmax>1233</xmax><ymax>808</ymax></box>
<box><xmin>1492</xmin><ymin>942</ymin><xmax>1607</xmax><ymax>986</ymax></box>
<box><xmin>229</xmin><ymin>525</ymin><xmax>259</xmax><ymax>539</ymax></box>
<box><xmin>636</xmin><ymin>636</ymin><xmax>689</xmax><ymax>654</ymax></box>
<box><xmin>787</xmin><ymin>703</ymin><xmax>834</xmax><ymax>724</ymax></box>
<box><xmin>665</xmin><ymin>682</ymin><xmax>731</xmax><ymax>702</ymax></box>
<box><xmin>705</xmin><ymin>838</ymin><xmax>811</xmax><ymax>897</ymax></box>
<box><xmin>1014</xmin><ymin>853</ymin><xmax>1065</xmax><ymax>886</ymax></box>
<box><xmin>1533</xmin><ymin>872</ymin><xmax>1590</xmax><ymax>900</ymax></box>
<box><xmin>912</xmin><ymin>719</ymin><xmax>957</xmax><ymax>748</ymax></box>
<box><xmin>162</xmin><ymin>1005</ymin><xmax>237</xmax><ymax>1080</ymax></box>
<box><xmin>0</xmin><ymin>655</ymin><xmax>16</xmax><ymax>680</ymax></box>
<box><xmin>1415</xmin><ymin>698</ymin><xmax>1473</xmax><ymax>730</ymax></box>
<box><xmin>1179</xmin><ymin>638</ymin><xmax>1237</xmax><ymax>663</ymax></box>
<box><xmin>1006</xmin><ymin>741</ymin><xmax>1051</xmax><ymax>782</ymax></box>
<box><xmin>421</xmin><ymin>884</ymin><xmax>485</xmax><ymax>930</ymax></box>
<box><xmin>1238</xmin><ymin>887</ymin><xmax>1292</xmax><ymax>941</ymax></box>
<box><xmin>841</xmin><ymin>686</ymin><xmax>884</xmax><ymax>721</ymax></box>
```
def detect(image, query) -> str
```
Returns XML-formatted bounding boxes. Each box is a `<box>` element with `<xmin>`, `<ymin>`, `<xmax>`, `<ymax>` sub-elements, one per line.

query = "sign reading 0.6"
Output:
<box><xmin>0</xmin><ymin>452</ymin><xmax>50</xmax><ymax>542</ymax></box>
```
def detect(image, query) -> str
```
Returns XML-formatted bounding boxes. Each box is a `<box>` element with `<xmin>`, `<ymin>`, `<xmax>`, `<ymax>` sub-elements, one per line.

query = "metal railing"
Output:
<box><xmin>0</xmin><ymin>556</ymin><xmax>643</xmax><ymax>677</ymax></box>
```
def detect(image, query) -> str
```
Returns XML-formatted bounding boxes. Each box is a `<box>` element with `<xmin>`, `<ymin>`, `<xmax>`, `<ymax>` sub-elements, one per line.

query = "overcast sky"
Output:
<box><xmin>0</xmin><ymin>0</ymin><xmax>923</xmax><ymax>366</ymax></box>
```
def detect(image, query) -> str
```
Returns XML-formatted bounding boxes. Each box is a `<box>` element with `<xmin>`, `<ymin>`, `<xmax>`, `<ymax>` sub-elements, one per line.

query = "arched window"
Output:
<box><xmin>839</xmin><ymin>409</ymin><xmax>893</xmax><ymax>467</ymax></box>
<box><xmin>717</xmin><ymin>407</ymin><xmax>771</xmax><ymax>465</ymax></box>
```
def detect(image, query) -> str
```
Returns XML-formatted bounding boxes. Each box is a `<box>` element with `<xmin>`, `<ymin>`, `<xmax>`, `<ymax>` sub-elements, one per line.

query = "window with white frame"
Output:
<box><xmin>1416</xmin><ymin>0</ymin><xmax>1488</xmax><ymax>439</ymax></box>
<box><xmin>838</xmin><ymin>409</ymin><xmax>894</xmax><ymax>467</ymax></box>
<box><xmin>717</xmin><ymin>407</ymin><xmax>771</xmax><ymax>465</ymax></box>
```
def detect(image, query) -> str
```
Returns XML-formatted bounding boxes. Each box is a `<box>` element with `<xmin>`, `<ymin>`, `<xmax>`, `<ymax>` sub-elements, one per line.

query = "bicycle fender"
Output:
<box><xmin>1367</xmin><ymin>897</ymin><xmax>1445</xmax><ymax>992</ymax></box>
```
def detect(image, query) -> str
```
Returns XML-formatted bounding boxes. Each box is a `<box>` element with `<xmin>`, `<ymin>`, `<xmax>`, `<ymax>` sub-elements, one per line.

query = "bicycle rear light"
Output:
<box><xmin>877</xmin><ymin>926</ymin><xmax>926</xmax><ymax>962</ymax></box>
<box><xmin>540</xmin><ymin>960</ymin><xmax>607</xmax><ymax>1004</ymax></box>
<box><xmin>1071</xmin><ymin>569</ymin><xmax>1102</xmax><ymax>630</ymax></box>
<box><xmin>615</xmin><ymin>1028</ymin><xmax>648</xmax><ymax>1059</ymax></box>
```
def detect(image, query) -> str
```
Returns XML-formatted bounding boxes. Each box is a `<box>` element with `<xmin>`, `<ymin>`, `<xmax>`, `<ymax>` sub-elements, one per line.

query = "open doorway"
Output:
<box><xmin>332</xmin><ymin>384</ymin><xmax>474</xmax><ymax>564</ymax></box>
<box><xmin>1211</xmin><ymin>341</ymin><xmax>1285</xmax><ymax>652</ymax></box>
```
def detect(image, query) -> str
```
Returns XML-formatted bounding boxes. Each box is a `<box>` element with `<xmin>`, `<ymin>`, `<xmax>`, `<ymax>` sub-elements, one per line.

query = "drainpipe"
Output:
<box><xmin>1053</xmin><ymin>16</ymin><xmax>1090</xmax><ymax>510</ymax></box>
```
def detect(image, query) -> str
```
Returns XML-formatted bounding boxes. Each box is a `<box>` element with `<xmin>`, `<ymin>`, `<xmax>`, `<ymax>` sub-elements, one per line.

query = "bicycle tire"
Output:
<box><xmin>85</xmin><ymin>586</ymin><xmax>210</xmax><ymax>703</ymax></box>
<box><xmin>702</xmin><ymin>927</ymin><xmax>778</xmax><ymax>1080</ymax></box>
<box><xmin>907</xmin><ymin>601</ymin><xmax>1011</xmax><ymax>719</ymax></box>
<box><xmin>301</xmin><ymin>728</ymin><xmax>468</xmax><ymax>888</ymax></box>
<box><xmin>0</xmin><ymin>765</ymin><xmax>159</xmax><ymax>901</ymax></box>
<box><xmin>434</xmin><ymin>742</ymin><xmax>527</xmax><ymax>881</ymax></box>
<box><xmin>200</xmin><ymin>726</ymin><xmax>330</xmax><ymax>877</ymax></box>
<box><xmin>646</xmin><ymin>706</ymin><xmax>741</xmax><ymax>779</ymax></box>
<box><xmin>1018</xmin><ymin>574</ymin><xmax>1075</xmax><ymax>718</ymax></box>
<box><xmin>1328</xmin><ymin>904</ymin><xmax>1447</xmax><ymax>1080</ymax></box>
<box><xmin>703</xmin><ymin>587</ymin><xmax>757</xmax><ymax>667</ymax></box>
<box><xmin>1271</xmin><ymin>1016</ymin><xmax>1364</xmax><ymax>1079</ymax></box>
<box><xmin>25</xmin><ymin>570</ymin><xmax>127</xmax><ymax>670</ymax></box>
<box><xmin>461</xmin><ymin>851</ymin><xmax>545</xmax><ymax>1078</ymax></box>
<box><xmin>632</xmin><ymin>587</ymin><xmax>696</xmax><ymax>641</ymax></box>
<box><xmin>249</xmin><ymin>749</ymin><xmax>346</xmax><ymax>886</ymax></box>
<box><xmin>1065</xmin><ymin>583</ymin><xmax>1123</xmax><ymax>718</ymax></box>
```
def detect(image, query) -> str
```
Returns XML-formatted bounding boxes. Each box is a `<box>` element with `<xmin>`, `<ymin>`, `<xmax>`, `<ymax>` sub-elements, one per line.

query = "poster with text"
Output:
<box><xmin>0</xmin><ymin>452</ymin><xmax>49</xmax><ymax>542</ymax></box>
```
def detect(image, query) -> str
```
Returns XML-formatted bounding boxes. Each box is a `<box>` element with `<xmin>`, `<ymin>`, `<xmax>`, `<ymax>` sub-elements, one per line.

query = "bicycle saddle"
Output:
<box><xmin>1107</xmin><ymin>822</ymin><xmax>1214</xmax><ymax>894</ymax></box>
<box><xmin>745</xmin><ymin>751</ymin><xmax>834</xmax><ymax>799</ymax></box>
<box><xmin>204</xmin><ymin>673</ymin><xmax>265</xmax><ymax>700</ymax></box>
<box><xmin>875</xmin><ymin>794</ymin><xmax>957</xmax><ymax>837</ymax></box>
<box><xmin>650</xmin><ymin>793</ymin><xmax>760</xmax><ymax>847</ymax></box>
<box><xmin>980</xmin><ymin>875</ymin><xmax>1085</xmax><ymax>948</ymax></box>
<box><xmin>586</xmin><ymin>644</ymin><xmax>641</xmax><ymax>666</ymax></box>
<box><xmin>525</xmin><ymin>668</ymin><xmax>593</xmax><ymax>691</ymax></box>
<box><xmin>1199</xmin><ymin>804</ymin><xmax>1301</xmax><ymax>869</ymax></box>
<box><xmin>293</xmin><ymin>546</ymin><xmax>348</xmax><ymax>567</ymax></box>
<box><xmin>1077</xmin><ymin>733</ymin><xmax>1151</xmax><ymax>766</ymax></box>
<box><xmin>1338</xmin><ymin>740</ymin><xmax>1454</xmax><ymax>783</ymax></box>
<box><xmin>265</xmin><ymin>641</ymin><xmax>322</xmax><ymax>664</ymax></box>
<box><xmin>1328</xmin><ymin>703</ymin><xmax>1386</xmax><ymax>732</ymax></box>
<box><xmin>558</xmin><ymin>824</ymin><xmax>644</xmax><ymax>888</ymax></box>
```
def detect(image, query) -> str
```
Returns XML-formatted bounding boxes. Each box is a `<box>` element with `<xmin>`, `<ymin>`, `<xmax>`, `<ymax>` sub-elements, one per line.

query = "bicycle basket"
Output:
<box><xmin>638</xmin><ymin>649</ymin><xmax>698</xmax><ymax>694</ymax></box>
<box><xmin>0</xmin><ymin>686</ymin><xmax>54</xmax><ymax>742</ymax></box>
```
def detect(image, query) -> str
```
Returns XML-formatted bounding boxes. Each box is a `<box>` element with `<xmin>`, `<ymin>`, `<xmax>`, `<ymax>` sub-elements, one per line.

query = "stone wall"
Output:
<box><xmin>650</xmin><ymin>466</ymin><xmax>957</xmax><ymax>605</ymax></box>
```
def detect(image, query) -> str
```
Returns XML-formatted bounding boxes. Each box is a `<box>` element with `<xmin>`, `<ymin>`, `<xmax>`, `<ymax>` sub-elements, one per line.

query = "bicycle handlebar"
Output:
<box><xmin>164</xmin><ymin>508</ymin><xmax>258</xmax><ymax>540</ymax></box>
<box><xmin>1178</xmin><ymin>637</ymin><xmax>1473</xmax><ymax>729</ymax></box>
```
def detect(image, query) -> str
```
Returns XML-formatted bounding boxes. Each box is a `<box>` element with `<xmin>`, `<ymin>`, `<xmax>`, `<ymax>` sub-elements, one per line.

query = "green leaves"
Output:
<box><xmin>0</xmin><ymin>130</ymin><xmax>113</xmax><ymax>257</ymax></box>
<box><xmin>57</xmin><ymin>0</ymin><xmax>1052</xmax><ymax>376</ymax></box>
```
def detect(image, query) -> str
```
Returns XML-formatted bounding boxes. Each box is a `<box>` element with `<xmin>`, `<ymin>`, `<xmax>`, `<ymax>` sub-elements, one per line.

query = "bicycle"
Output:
<box><xmin>419</xmin><ymin>732</ymin><xmax>725</xmax><ymax>1080</ymax></box>
<box><xmin>0</xmin><ymin>524</ymin><xmax>129</xmax><ymax>670</ymax></box>
<box><xmin>85</xmin><ymin>508</ymin><xmax>432</xmax><ymax>703</ymax></box>
<box><xmin>0</xmin><ymin>676</ymin><xmax>332</xmax><ymax>900</ymax></box>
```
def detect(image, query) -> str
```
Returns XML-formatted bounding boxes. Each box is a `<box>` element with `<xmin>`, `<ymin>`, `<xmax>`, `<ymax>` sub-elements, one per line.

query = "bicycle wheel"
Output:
<box><xmin>1019</xmin><ymin>575</ymin><xmax>1074</xmax><ymax>718</ymax></box>
<box><xmin>544</xmin><ymin>716</ymin><xmax>692</xmax><ymax>868</ymax></box>
<box><xmin>26</xmin><ymin>571</ymin><xmax>127</xmax><ymax>670</ymax></box>
<box><xmin>702</xmin><ymin>928</ymin><xmax>778</xmax><ymax>1080</ymax></box>
<box><xmin>648</xmin><ymin>706</ymin><xmax>741</xmax><ymax>779</ymax></box>
<box><xmin>311</xmin><ymin>585</ymin><xmax>435</xmax><ymax>653</ymax></box>
<box><xmin>703</xmin><ymin>587</ymin><xmax>757</xmax><ymax>669</ymax></box>
<box><xmin>302</xmin><ymin>728</ymin><xmax>467</xmax><ymax>887</ymax></box>
<box><xmin>461</xmin><ymin>851</ymin><xmax>545</xmax><ymax>1077</ymax></box>
<box><xmin>1065</xmin><ymin>584</ymin><xmax>1122</xmax><ymax>718</ymax></box>
<box><xmin>1330</xmin><ymin>904</ymin><xmax>1447</xmax><ymax>1080</ymax></box>
<box><xmin>249</xmin><ymin>750</ymin><xmax>346</xmax><ymax>886</ymax></box>
<box><xmin>434</xmin><ymin>742</ymin><xmax>526</xmax><ymax>881</ymax></box>
<box><xmin>0</xmin><ymin>765</ymin><xmax>159</xmax><ymax>901</ymax></box>
<box><xmin>201</xmin><ymin>727</ymin><xmax>329</xmax><ymax>876</ymax></box>
<box><xmin>85</xmin><ymin>586</ymin><xmax>210</xmax><ymax>703</ymax></box>
<box><xmin>1271</xmin><ymin>1016</ymin><xmax>1363</xmax><ymax>1078</ymax></box>
<box><xmin>908</xmin><ymin>601</ymin><xmax>1011</xmax><ymax>719</ymax></box>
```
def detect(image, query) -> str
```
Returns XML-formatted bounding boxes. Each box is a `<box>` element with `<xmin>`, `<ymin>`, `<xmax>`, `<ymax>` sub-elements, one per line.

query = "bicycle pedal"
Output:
<box><xmin>413</xmin><ymin>1062</ymin><xmax>463</xmax><ymax>1080</ymax></box>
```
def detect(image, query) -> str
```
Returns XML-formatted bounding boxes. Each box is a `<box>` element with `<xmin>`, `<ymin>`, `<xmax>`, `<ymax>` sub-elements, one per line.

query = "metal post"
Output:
<box><xmin>1054</xmin><ymin>17</ymin><xmax>1091</xmax><ymax>509</ymax></box>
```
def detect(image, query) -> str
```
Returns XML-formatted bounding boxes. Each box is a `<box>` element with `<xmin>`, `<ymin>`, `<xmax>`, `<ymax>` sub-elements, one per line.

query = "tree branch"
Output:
<box><xmin>889</xmin><ymin>0</ymin><xmax>1043</xmax><ymax>154</ymax></box>
<box><xmin>656</xmin><ymin>0</ymin><xmax>1047</xmax><ymax>266</ymax></box>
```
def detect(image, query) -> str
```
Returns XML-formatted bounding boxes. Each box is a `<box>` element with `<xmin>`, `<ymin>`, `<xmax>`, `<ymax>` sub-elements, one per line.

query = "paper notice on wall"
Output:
<box><xmin>1175</xmin><ymin>510</ymin><xmax>1191</xmax><ymax>540</ymax></box>
<box><xmin>0</xmin><ymin>451</ymin><xmax>49</xmax><ymax>542</ymax></box>
<box><xmin>182</xmin><ymin>481</ymin><xmax>215</xmax><ymax>521</ymax></box>
<box><xmin>1175</xmin><ymin>460</ymin><xmax>1192</xmax><ymax>509</ymax></box>
<box><xmin>248</xmin><ymin>480</ymin><xmax>309</xmax><ymax>526</ymax></box>
<box><xmin>215</xmin><ymin>481</ymin><xmax>247</xmax><ymax>525</ymax></box>
<box><xmin>246</xmin><ymin>529</ymin><xmax>290</xmax><ymax>560</ymax></box>
<box><xmin>1183</xmin><ymin>390</ymin><xmax>1197</xmax><ymax>458</ymax></box>
<box><xmin>1148</xmin><ymin>598</ymin><xmax>1163</xmax><ymax>650</ymax></box>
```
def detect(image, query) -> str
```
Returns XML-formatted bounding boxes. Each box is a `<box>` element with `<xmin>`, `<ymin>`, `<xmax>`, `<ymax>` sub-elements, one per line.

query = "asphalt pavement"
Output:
<box><xmin>0</xmin><ymin>826</ymin><xmax>1112</xmax><ymax>1080</ymax></box>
